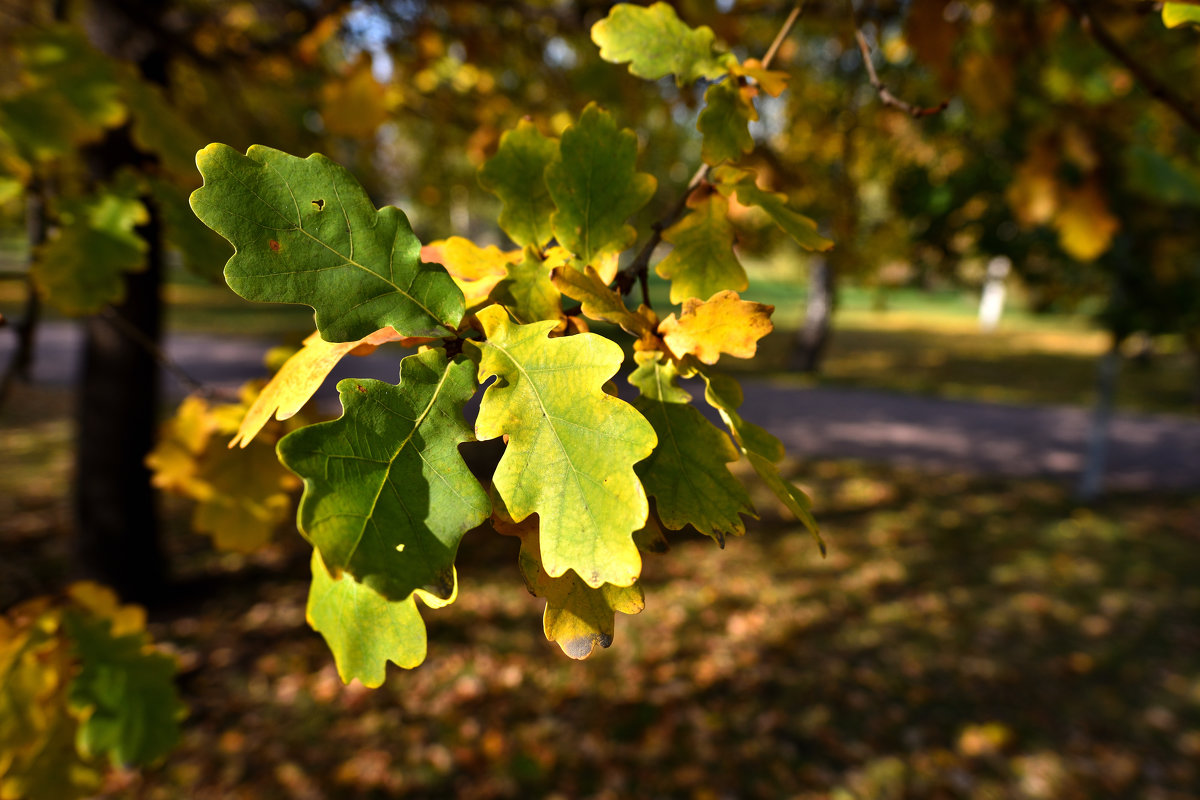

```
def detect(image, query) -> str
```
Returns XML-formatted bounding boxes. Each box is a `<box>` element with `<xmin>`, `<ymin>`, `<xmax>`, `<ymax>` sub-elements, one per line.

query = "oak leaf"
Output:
<box><xmin>478</xmin><ymin>119</ymin><xmax>558</xmax><ymax>248</ymax></box>
<box><xmin>470</xmin><ymin>304</ymin><xmax>656</xmax><ymax>588</ymax></box>
<box><xmin>658</xmin><ymin>290</ymin><xmax>774</xmax><ymax>365</ymax></box>
<box><xmin>591</xmin><ymin>2</ymin><xmax>733</xmax><ymax>86</ymax></box>
<box><xmin>191</xmin><ymin>143</ymin><xmax>463</xmax><ymax>341</ymax></box>
<box><xmin>657</xmin><ymin>191</ymin><xmax>747</xmax><ymax>303</ymax></box>
<box><xmin>698</xmin><ymin>80</ymin><xmax>757</xmax><ymax>166</ymax></box>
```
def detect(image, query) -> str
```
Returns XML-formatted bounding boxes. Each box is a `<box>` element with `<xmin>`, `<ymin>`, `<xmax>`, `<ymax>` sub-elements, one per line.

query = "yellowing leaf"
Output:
<box><xmin>1054</xmin><ymin>181</ymin><xmax>1119</xmax><ymax>261</ymax></box>
<box><xmin>712</xmin><ymin>166</ymin><xmax>833</xmax><ymax>252</ymax></box>
<box><xmin>657</xmin><ymin>190</ymin><xmax>747</xmax><ymax>303</ymax></box>
<box><xmin>1164</xmin><ymin>3</ymin><xmax>1200</xmax><ymax>27</ymax></box>
<box><xmin>478</xmin><ymin>119</ymin><xmax>558</xmax><ymax>248</ymax></box>
<box><xmin>494</xmin><ymin>498</ymin><xmax>643</xmax><ymax>659</ymax></box>
<box><xmin>591</xmin><ymin>2</ymin><xmax>733</xmax><ymax>86</ymax></box>
<box><xmin>307</xmin><ymin>551</ymin><xmax>445</xmax><ymax>684</ymax></box>
<box><xmin>550</xmin><ymin>264</ymin><xmax>654</xmax><ymax>337</ymax></box>
<box><xmin>546</xmin><ymin>104</ymin><xmax>656</xmax><ymax>267</ymax></box>
<box><xmin>422</xmin><ymin>237</ymin><xmax>518</xmax><ymax>309</ymax></box>
<box><xmin>65</xmin><ymin>583</ymin><xmax>144</xmax><ymax>638</ymax></box>
<box><xmin>698</xmin><ymin>80</ymin><xmax>757</xmax><ymax>166</ymax></box>
<box><xmin>1007</xmin><ymin>142</ymin><xmax>1060</xmax><ymax>226</ymax></box>
<box><xmin>321</xmin><ymin>56</ymin><xmax>390</xmax><ymax>139</ymax></box>
<box><xmin>629</xmin><ymin>352</ymin><xmax>754</xmax><ymax>544</ymax></box>
<box><xmin>278</xmin><ymin>349</ymin><xmax>490</xmax><ymax>601</ymax></box>
<box><xmin>147</xmin><ymin>391</ymin><xmax>299</xmax><ymax>552</ymax></box>
<box><xmin>234</xmin><ymin>327</ymin><xmax>411</xmax><ymax>448</ymax></box>
<box><xmin>658</xmin><ymin>290</ymin><xmax>774</xmax><ymax>365</ymax></box>
<box><xmin>470</xmin><ymin>304</ymin><xmax>657</xmax><ymax>588</ymax></box>
<box><xmin>32</xmin><ymin>181</ymin><xmax>148</xmax><ymax>315</ymax></box>
<box><xmin>730</xmin><ymin>59</ymin><xmax>789</xmax><ymax>97</ymax></box>
<box><xmin>492</xmin><ymin>246</ymin><xmax>564</xmax><ymax>324</ymax></box>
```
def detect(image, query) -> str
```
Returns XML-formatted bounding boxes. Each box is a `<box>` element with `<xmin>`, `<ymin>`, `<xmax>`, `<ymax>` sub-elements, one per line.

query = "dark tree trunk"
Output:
<box><xmin>73</xmin><ymin>2</ymin><xmax>172</xmax><ymax>603</ymax></box>
<box><xmin>74</xmin><ymin>215</ymin><xmax>167</xmax><ymax>603</ymax></box>
<box><xmin>793</xmin><ymin>257</ymin><xmax>836</xmax><ymax>373</ymax></box>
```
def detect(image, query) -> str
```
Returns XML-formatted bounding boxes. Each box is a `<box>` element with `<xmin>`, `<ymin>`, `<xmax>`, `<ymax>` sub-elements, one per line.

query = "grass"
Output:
<box><xmin>3</xmin><ymin>382</ymin><xmax>1197</xmax><ymax>798</ymax></box>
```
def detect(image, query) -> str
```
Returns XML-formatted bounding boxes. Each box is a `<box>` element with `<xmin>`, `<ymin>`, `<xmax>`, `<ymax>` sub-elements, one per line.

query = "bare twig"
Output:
<box><xmin>1062</xmin><ymin>0</ymin><xmax>1200</xmax><ymax>135</ymax></box>
<box><xmin>615</xmin><ymin>1</ymin><xmax>806</xmax><ymax>301</ymax></box>
<box><xmin>848</xmin><ymin>2</ymin><xmax>949</xmax><ymax>118</ymax></box>
<box><xmin>99</xmin><ymin>307</ymin><xmax>238</xmax><ymax>401</ymax></box>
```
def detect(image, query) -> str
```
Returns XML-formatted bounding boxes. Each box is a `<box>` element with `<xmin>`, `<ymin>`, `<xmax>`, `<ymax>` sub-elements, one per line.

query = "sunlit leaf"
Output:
<box><xmin>1163</xmin><ymin>2</ymin><xmax>1200</xmax><ymax>27</ymax></box>
<box><xmin>422</xmin><ymin>236</ymin><xmax>517</xmax><ymax>309</ymax></box>
<box><xmin>658</xmin><ymin>290</ymin><xmax>774</xmax><ymax>365</ymax></box>
<box><xmin>730</xmin><ymin>59</ymin><xmax>789</xmax><ymax>97</ymax></box>
<box><xmin>629</xmin><ymin>351</ymin><xmax>754</xmax><ymax>544</ymax></box>
<box><xmin>470</xmin><ymin>304</ymin><xmax>656</xmax><ymax>588</ymax></box>
<box><xmin>657</xmin><ymin>190</ymin><xmax>747</xmax><ymax>303</ymax></box>
<box><xmin>546</xmin><ymin>104</ymin><xmax>656</xmax><ymax>267</ymax></box>
<box><xmin>492</xmin><ymin>246</ymin><xmax>564</xmax><ymax>324</ymax></box>
<box><xmin>233</xmin><ymin>327</ymin><xmax>411</xmax><ymax>448</ymax></box>
<box><xmin>1054</xmin><ymin>180</ymin><xmax>1119</xmax><ymax>262</ymax></box>
<box><xmin>307</xmin><ymin>551</ymin><xmax>451</xmax><ymax>684</ymax></box>
<box><xmin>278</xmin><ymin>348</ymin><xmax>489</xmax><ymax>601</ymax></box>
<box><xmin>551</xmin><ymin>263</ymin><xmax>654</xmax><ymax>337</ymax></box>
<box><xmin>591</xmin><ymin>2</ymin><xmax>732</xmax><ymax>86</ymax></box>
<box><xmin>191</xmin><ymin>143</ymin><xmax>464</xmax><ymax>341</ymax></box>
<box><xmin>478</xmin><ymin>119</ymin><xmax>558</xmax><ymax>248</ymax></box>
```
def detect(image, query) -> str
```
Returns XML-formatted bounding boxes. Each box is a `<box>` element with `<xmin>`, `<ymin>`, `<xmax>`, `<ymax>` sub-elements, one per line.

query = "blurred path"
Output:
<box><xmin>7</xmin><ymin>322</ymin><xmax>1200</xmax><ymax>491</ymax></box>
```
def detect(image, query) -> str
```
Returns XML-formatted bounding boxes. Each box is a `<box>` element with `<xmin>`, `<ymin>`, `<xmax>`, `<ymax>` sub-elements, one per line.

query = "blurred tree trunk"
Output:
<box><xmin>794</xmin><ymin>257</ymin><xmax>836</xmax><ymax>372</ymax></box>
<box><xmin>73</xmin><ymin>2</ymin><xmax>171</xmax><ymax>603</ymax></box>
<box><xmin>794</xmin><ymin>116</ymin><xmax>857</xmax><ymax>373</ymax></box>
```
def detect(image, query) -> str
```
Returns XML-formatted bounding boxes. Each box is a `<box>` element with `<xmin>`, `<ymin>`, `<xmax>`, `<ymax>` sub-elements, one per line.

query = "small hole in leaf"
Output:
<box><xmin>312</xmin><ymin>199</ymin><xmax>325</xmax><ymax>210</ymax></box>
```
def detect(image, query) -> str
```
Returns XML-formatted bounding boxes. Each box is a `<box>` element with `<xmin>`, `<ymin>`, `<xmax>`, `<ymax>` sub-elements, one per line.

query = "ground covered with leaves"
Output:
<box><xmin>3</xmin><ymin>390</ymin><xmax>1197</xmax><ymax>799</ymax></box>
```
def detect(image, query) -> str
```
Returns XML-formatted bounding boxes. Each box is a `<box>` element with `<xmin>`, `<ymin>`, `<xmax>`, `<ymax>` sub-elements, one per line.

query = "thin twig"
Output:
<box><xmin>616</xmin><ymin>1</ymin><xmax>806</xmax><ymax>300</ymax></box>
<box><xmin>848</xmin><ymin>4</ymin><xmax>949</xmax><ymax>118</ymax></box>
<box><xmin>1062</xmin><ymin>0</ymin><xmax>1200</xmax><ymax>135</ymax></box>
<box><xmin>100</xmin><ymin>307</ymin><xmax>237</xmax><ymax>401</ymax></box>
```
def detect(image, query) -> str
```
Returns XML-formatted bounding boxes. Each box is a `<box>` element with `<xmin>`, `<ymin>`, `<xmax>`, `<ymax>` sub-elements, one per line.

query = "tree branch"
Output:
<box><xmin>615</xmin><ymin>1</ymin><xmax>807</xmax><ymax>302</ymax></box>
<box><xmin>1061</xmin><ymin>0</ymin><xmax>1200</xmax><ymax>136</ymax></box>
<box><xmin>848</xmin><ymin>2</ymin><xmax>948</xmax><ymax>118</ymax></box>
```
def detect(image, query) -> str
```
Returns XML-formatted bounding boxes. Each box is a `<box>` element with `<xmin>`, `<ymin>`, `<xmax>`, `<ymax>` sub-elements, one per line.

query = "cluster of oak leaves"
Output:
<box><xmin>3</xmin><ymin>4</ymin><xmax>837</xmax><ymax>795</ymax></box>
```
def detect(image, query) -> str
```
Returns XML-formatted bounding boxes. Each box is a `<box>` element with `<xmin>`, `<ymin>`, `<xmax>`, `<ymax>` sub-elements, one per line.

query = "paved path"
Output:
<box><xmin>6</xmin><ymin>323</ymin><xmax>1200</xmax><ymax>491</ymax></box>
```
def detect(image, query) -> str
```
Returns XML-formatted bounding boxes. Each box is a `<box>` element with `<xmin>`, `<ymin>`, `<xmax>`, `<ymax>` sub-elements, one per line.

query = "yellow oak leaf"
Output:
<box><xmin>1054</xmin><ymin>180</ymin><xmax>1119</xmax><ymax>262</ymax></box>
<box><xmin>422</xmin><ymin>237</ymin><xmax>519</xmax><ymax>309</ymax></box>
<box><xmin>730</xmin><ymin>58</ymin><xmax>789</xmax><ymax>97</ymax></box>
<box><xmin>658</xmin><ymin>290</ymin><xmax>774</xmax><ymax>365</ymax></box>
<box><xmin>232</xmin><ymin>326</ymin><xmax>413</xmax><ymax>448</ymax></box>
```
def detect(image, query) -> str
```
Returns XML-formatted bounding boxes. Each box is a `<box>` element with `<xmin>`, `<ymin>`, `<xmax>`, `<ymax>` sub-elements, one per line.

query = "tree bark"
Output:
<box><xmin>794</xmin><ymin>257</ymin><xmax>836</xmax><ymax>373</ymax></box>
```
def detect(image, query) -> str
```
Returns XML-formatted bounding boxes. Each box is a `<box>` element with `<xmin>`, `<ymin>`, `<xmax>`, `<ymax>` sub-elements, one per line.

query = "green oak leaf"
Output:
<box><xmin>713</xmin><ymin>166</ymin><xmax>834</xmax><ymax>252</ymax></box>
<box><xmin>629</xmin><ymin>352</ymin><xmax>754</xmax><ymax>544</ymax></box>
<box><xmin>517</xmin><ymin>525</ymin><xmax>644</xmax><ymax>660</ymax></box>
<box><xmin>307</xmin><ymin>551</ymin><xmax>455</xmax><ymax>684</ymax></box>
<box><xmin>32</xmin><ymin>179</ymin><xmax>148</xmax><ymax>315</ymax></box>
<box><xmin>657</xmin><ymin>191</ymin><xmax>748</xmax><ymax>303</ymax></box>
<box><xmin>63</xmin><ymin>613</ymin><xmax>184</xmax><ymax>768</ymax></box>
<box><xmin>591</xmin><ymin>2</ymin><xmax>734</xmax><ymax>86</ymax></box>
<box><xmin>1164</xmin><ymin>2</ymin><xmax>1200</xmax><ymax>27</ymax></box>
<box><xmin>698</xmin><ymin>80</ymin><xmax>757</xmax><ymax>165</ymax></box>
<box><xmin>700</xmin><ymin>370</ymin><xmax>824</xmax><ymax>554</ymax></box>
<box><xmin>546</xmin><ymin>103</ymin><xmax>656</xmax><ymax>267</ymax></box>
<box><xmin>478</xmin><ymin>120</ymin><xmax>558</xmax><ymax>248</ymax></box>
<box><xmin>493</xmin><ymin>246</ymin><xmax>563</xmax><ymax>323</ymax></box>
<box><xmin>470</xmin><ymin>304</ymin><xmax>657</xmax><ymax>588</ymax></box>
<box><xmin>191</xmin><ymin>143</ymin><xmax>463</xmax><ymax>341</ymax></box>
<box><xmin>278</xmin><ymin>348</ymin><xmax>489</xmax><ymax>601</ymax></box>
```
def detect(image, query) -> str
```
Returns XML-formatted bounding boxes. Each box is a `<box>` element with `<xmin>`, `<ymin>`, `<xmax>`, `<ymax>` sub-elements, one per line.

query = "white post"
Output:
<box><xmin>979</xmin><ymin>256</ymin><xmax>1011</xmax><ymax>332</ymax></box>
